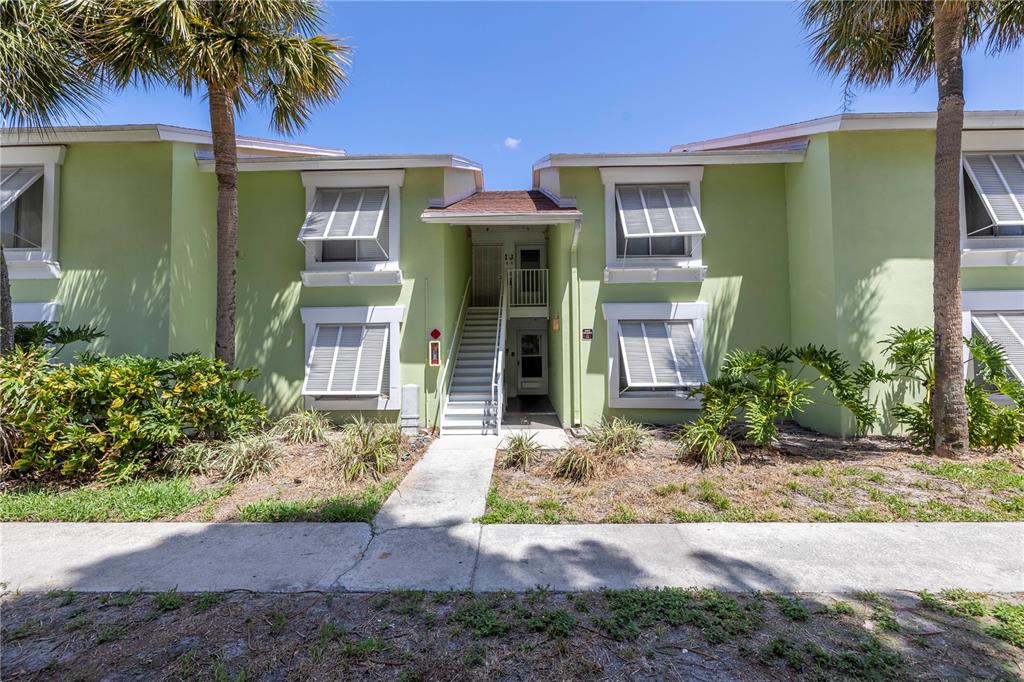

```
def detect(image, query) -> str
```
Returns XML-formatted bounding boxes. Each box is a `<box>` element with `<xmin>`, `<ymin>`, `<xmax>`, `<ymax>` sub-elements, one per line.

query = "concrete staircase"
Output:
<box><xmin>441</xmin><ymin>307</ymin><xmax>500</xmax><ymax>435</ymax></box>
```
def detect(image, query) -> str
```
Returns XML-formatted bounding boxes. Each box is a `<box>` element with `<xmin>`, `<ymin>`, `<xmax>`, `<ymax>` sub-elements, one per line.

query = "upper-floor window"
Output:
<box><xmin>962</xmin><ymin>153</ymin><xmax>1024</xmax><ymax>240</ymax></box>
<box><xmin>0</xmin><ymin>146</ymin><xmax>63</xmax><ymax>279</ymax></box>
<box><xmin>614</xmin><ymin>184</ymin><xmax>704</xmax><ymax>259</ymax></box>
<box><xmin>298</xmin><ymin>170</ymin><xmax>404</xmax><ymax>287</ymax></box>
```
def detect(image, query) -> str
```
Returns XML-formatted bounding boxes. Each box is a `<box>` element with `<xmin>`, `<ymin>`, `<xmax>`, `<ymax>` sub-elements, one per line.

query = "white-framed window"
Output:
<box><xmin>300</xmin><ymin>305</ymin><xmax>404</xmax><ymax>411</ymax></box>
<box><xmin>600</xmin><ymin>167</ymin><xmax>706</xmax><ymax>284</ymax></box>
<box><xmin>1</xmin><ymin>146</ymin><xmax>64</xmax><ymax>279</ymax></box>
<box><xmin>603</xmin><ymin>302</ymin><xmax>708</xmax><ymax>409</ymax></box>
<box><xmin>961</xmin><ymin>290</ymin><xmax>1024</xmax><ymax>401</ymax></box>
<box><xmin>11</xmin><ymin>302</ymin><xmax>60</xmax><ymax>327</ymax></box>
<box><xmin>962</xmin><ymin>154</ymin><xmax>1024</xmax><ymax>242</ymax></box>
<box><xmin>298</xmin><ymin>170</ymin><xmax>404</xmax><ymax>287</ymax></box>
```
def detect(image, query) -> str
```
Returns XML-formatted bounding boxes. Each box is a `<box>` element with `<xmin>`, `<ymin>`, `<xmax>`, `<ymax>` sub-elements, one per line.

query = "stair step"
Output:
<box><xmin>448</xmin><ymin>389</ymin><xmax>492</xmax><ymax>399</ymax></box>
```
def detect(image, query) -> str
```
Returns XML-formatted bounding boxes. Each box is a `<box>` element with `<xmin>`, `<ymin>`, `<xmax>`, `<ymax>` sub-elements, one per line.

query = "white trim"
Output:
<box><xmin>420</xmin><ymin>210</ymin><xmax>581</xmax><ymax>225</ymax></box>
<box><xmin>299</xmin><ymin>170</ymin><xmax>404</xmax><ymax>283</ymax></box>
<box><xmin>534</xmin><ymin>149</ymin><xmax>804</xmax><ymax>171</ymax></box>
<box><xmin>600</xmin><ymin>167</ymin><xmax>705</xmax><ymax>279</ymax></box>
<box><xmin>1</xmin><ymin>146</ymin><xmax>63</xmax><ymax>276</ymax></box>
<box><xmin>602</xmin><ymin>302</ymin><xmax>708</xmax><ymax>409</ymax></box>
<box><xmin>12</xmin><ymin>301</ymin><xmax>60</xmax><ymax>324</ymax></box>
<box><xmin>671</xmin><ymin>110</ymin><xmax>1024</xmax><ymax>152</ymax></box>
<box><xmin>1</xmin><ymin>124</ymin><xmax>346</xmax><ymax>157</ymax></box>
<box><xmin>960</xmin><ymin>150</ymin><xmax>1024</xmax><ymax>258</ymax></box>
<box><xmin>199</xmin><ymin>154</ymin><xmax>483</xmax><ymax>173</ymax></box>
<box><xmin>961</xmin><ymin>290</ymin><xmax>1024</xmax><ymax>312</ymax></box>
<box><xmin>300</xmin><ymin>306</ymin><xmax>404</xmax><ymax>411</ymax></box>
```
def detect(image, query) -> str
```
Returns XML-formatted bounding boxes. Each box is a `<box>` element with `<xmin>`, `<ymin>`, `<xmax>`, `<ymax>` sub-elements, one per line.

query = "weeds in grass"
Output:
<box><xmin>335</xmin><ymin>417</ymin><xmax>403</xmax><ymax>482</ymax></box>
<box><xmin>96</xmin><ymin>625</ymin><xmax>121</xmax><ymax>643</ymax></box>
<box><xmin>451</xmin><ymin>597</ymin><xmax>512</xmax><ymax>638</ymax></box>
<box><xmin>987</xmin><ymin>602</ymin><xmax>1024</xmax><ymax>648</ymax></box>
<box><xmin>599</xmin><ymin>588</ymin><xmax>764</xmax><ymax>645</ymax></box>
<box><xmin>602</xmin><ymin>503</ymin><xmax>639</xmax><ymax>523</ymax></box>
<box><xmin>824</xmin><ymin>600</ymin><xmax>856</xmax><ymax>616</ymax></box>
<box><xmin>760</xmin><ymin>635</ymin><xmax>804</xmax><ymax>670</ymax></box>
<box><xmin>696</xmin><ymin>480</ymin><xmax>731</xmax><ymax>511</ymax></box>
<box><xmin>772</xmin><ymin>594</ymin><xmax>809</xmax><ymax>622</ymax></box>
<box><xmin>910</xmin><ymin>459</ymin><xmax>1024</xmax><ymax>492</ymax></box>
<box><xmin>501</xmin><ymin>432</ymin><xmax>540</xmax><ymax>471</ymax></box>
<box><xmin>463</xmin><ymin>642</ymin><xmax>488</xmax><ymax>666</ymax></box>
<box><xmin>217</xmin><ymin>434</ymin><xmax>278</xmax><ymax>482</ymax></box>
<box><xmin>0</xmin><ymin>479</ymin><xmax>219</xmax><ymax>522</ymax></box>
<box><xmin>527</xmin><ymin>608</ymin><xmax>576</xmax><ymax>639</ymax></box>
<box><xmin>652</xmin><ymin>482</ymin><xmax>687</xmax><ymax>497</ymax></box>
<box><xmin>271</xmin><ymin>411</ymin><xmax>333</xmax><ymax>444</ymax></box>
<box><xmin>552</xmin><ymin>445</ymin><xmax>597</xmax><ymax>483</ymax></box>
<box><xmin>477</xmin><ymin>488</ymin><xmax>572</xmax><ymax>524</ymax></box>
<box><xmin>585</xmin><ymin>418</ymin><xmax>650</xmax><ymax>459</ymax></box>
<box><xmin>154</xmin><ymin>588</ymin><xmax>184</xmax><ymax>612</ymax></box>
<box><xmin>195</xmin><ymin>592</ymin><xmax>223</xmax><ymax>612</ymax></box>
<box><xmin>238</xmin><ymin>481</ymin><xmax>396</xmax><ymax>523</ymax></box>
<box><xmin>48</xmin><ymin>589</ymin><xmax>76</xmax><ymax>607</ymax></box>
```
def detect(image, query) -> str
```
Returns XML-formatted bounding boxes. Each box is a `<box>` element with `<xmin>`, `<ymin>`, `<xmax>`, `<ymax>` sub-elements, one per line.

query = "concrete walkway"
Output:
<box><xmin>3</xmin><ymin>434</ymin><xmax>1023</xmax><ymax>594</ymax></box>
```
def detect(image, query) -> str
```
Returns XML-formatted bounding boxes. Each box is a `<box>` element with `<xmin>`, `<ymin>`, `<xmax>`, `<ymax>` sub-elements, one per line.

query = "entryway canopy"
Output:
<box><xmin>420</xmin><ymin>190</ymin><xmax>580</xmax><ymax>224</ymax></box>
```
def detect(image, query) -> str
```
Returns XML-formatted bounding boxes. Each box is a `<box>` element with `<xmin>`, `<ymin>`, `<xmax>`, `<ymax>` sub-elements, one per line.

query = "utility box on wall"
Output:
<box><xmin>400</xmin><ymin>384</ymin><xmax>419</xmax><ymax>434</ymax></box>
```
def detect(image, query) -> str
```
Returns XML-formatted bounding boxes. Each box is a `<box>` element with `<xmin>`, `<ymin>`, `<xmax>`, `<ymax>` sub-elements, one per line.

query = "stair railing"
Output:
<box><xmin>491</xmin><ymin>271</ymin><xmax>509</xmax><ymax>436</ymax></box>
<box><xmin>436</xmin><ymin>276</ymin><xmax>472</xmax><ymax>433</ymax></box>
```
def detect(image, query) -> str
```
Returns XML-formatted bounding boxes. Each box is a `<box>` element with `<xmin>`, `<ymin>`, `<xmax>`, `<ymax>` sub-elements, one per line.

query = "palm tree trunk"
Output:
<box><xmin>208</xmin><ymin>81</ymin><xmax>238</xmax><ymax>368</ymax></box>
<box><xmin>931</xmin><ymin>0</ymin><xmax>969</xmax><ymax>458</ymax></box>
<box><xmin>0</xmin><ymin>244</ymin><xmax>12</xmax><ymax>354</ymax></box>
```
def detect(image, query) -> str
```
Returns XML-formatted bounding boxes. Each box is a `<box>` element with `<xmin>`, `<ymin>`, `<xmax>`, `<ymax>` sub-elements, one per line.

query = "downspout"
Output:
<box><xmin>569</xmin><ymin>218</ymin><xmax>583</xmax><ymax>428</ymax></box>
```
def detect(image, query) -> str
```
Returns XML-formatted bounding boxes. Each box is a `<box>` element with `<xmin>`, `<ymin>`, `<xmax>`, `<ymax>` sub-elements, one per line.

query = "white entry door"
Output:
<box><xmin>516</xmin><ymin>329</ymin><xmax>547</xmax><ymax>395</ymax></box>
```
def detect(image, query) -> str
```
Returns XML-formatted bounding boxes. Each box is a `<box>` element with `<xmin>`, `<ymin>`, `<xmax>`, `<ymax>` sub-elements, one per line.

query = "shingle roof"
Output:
<box><xmin>439</xmin><ymin>190</ymin><xmax>574</xmax><ymax>213</ymax></box>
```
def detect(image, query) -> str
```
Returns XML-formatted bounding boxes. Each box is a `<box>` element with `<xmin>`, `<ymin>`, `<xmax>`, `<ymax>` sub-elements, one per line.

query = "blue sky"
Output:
<box><xmin>90</xmin><ymin>1</ymin><xmax>1023</xmax><ymax>189</ymax></box>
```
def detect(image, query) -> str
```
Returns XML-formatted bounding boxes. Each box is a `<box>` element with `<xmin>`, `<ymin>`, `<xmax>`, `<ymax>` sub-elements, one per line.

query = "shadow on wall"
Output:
<box><xmin>235</xmin><ymin>280</ymin><xmax>303</xmax><ymax>416</ymax></box>
<box><xmin>702</xmin><ymin>276</ymin><xmax>742</xmax><ymax>377</ymax></box>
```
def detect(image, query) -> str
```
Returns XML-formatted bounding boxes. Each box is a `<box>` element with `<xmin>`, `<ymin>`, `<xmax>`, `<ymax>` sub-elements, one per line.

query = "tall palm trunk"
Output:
<box><xmin>208</xmin><ymin>82</ymin><xmax>239</xmax><ymax>367</ymax></box>
<box><xmin>0</xmin><ymin>244</ymin><xmax>12</xmax><ymax>353</ymax></box>
<box><xmin>931</xmin><ymin>0</ymin><xmax>969</xmax><ymax>458</ymax></box>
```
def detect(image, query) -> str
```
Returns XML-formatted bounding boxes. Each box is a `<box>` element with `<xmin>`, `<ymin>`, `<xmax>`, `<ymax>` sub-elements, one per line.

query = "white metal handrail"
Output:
<box><xmin>437</xmin><ymin>276</ymin><xmax>472</xmax><ymax>431</ymax></box>
<box><xmin>507</xmin><ymin>268</ymin><xmax>549</xmax><ymax>307</ymax></box>
<box><xmin>491</xmin><ymin>271</ymin><xmax>508</xmax><ymax>435</ymax></box>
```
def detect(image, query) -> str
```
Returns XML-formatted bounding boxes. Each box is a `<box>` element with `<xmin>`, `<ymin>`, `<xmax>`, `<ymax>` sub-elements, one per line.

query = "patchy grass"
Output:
<box><xmin>486</xmin><ymin>424</ymin><xmax>1024</xmax><ymax>523</ymax></box>
<box><xmin>919</xmin><ymin>590</ymin><xmax>1024</xmax><ymax>648</ymax></box>
<box><xmin>2</xmin><ymin>589</ymin><xmax>1021</xmax><ymax>679</ymax></box>
<box><xmin>0</xmin><ymin>478</ymin><xmax>225</xmax><ymax>522</ymax></box>
<box><xmin>237</xmin><ymin>481</ymin><xmax>397</xmax><ymax>523</ymax></box>
<box><xmin>476</xmin><ymin>487</ymin><xmax>574</xmax><ymax>524</ymax></box>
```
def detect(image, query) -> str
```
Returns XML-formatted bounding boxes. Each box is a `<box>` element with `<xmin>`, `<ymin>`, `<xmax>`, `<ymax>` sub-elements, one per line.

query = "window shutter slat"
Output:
<box><xmin>297</xmin><ymin>189</ymin><xmax>341</xmax><ymax>241</ymax></box>
<box><xmin>965</xmin><ymin>154</ymin><xmax>1024</xmax><ymax>223</ymax></box>
<box><xmin>665</xmin><ymin>185</ymin><xmax>705</xmax><ymax>235</ymax></box>
<box><xmin>616</xmin><ymin>184</ymin><xmax>705</xmax><ymax>239</ymax></box>
<box><xmin>993</xmin><ymin>155</ymin><xmax>1024</xmax><ymax>219</ymax></box>
<box><xmin>618</xmin><ymin>320</ymin><xmax>706</xmax><ymax>389</ymax></box>
<box><xmin>973</xmin><ymin>312</ymin><xmax>1024</xmax><ymax>383</ymax></box>
<box><xmin>330</xmin><ymin>325</ymin><xmax>364</xmax><ymax>392</ymax></box>
<box><xmin>668</xmin><ymin>321</ymin><xmax>707</xmax><ymax>384</ymax></box>
<box><xmin>354</xmin><ymin>326</ymin><xmax>388</xmax><ymax>393</ymax></box>
<box><xmin>641</xmin><ymin>187</ymin><xmax>674</xmax><ymax>235</ymax></box>
<box><xmin>296</xmin><ymin>187</ymin><xmax>390</xmax><ymax>244</ymax></box>
<box><xmin>303</xmin><ymin>325</ymin><xmax>340</xmax><ymax>393</ymax></box>
<box><xmin>351</xmin><ymin>188</ymin><xmax>388</xmax><ymax>237</ymax></box>
<box><xmin>619</xmin><ymin>322</ymin><xmax>654</xmax><ymax>385</ymax></box>
<box><xmin>616</xmin><ymin>186</ymin><xmax>650</xmax><ymax>236</ymax></box>
<box><xmin>0</xmin><ymin>167</ymin><xmax>43</xmax><ymax>212</ymax></box>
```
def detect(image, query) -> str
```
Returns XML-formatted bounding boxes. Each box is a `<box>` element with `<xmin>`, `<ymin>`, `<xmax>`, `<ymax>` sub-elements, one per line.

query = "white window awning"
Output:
<box><xmin>615</xmin><ymin>184</ymin><xmax>705</xmax><ymax>238</ymax></box>
<box><xmin>618</xmin><ymin>320</ymin><xmax>707</xmax><ymax>388</ymax></box>
<box><xmin>0</xmin><ymin>167</ymin><xmax>43</xmax><ymax>212</ymax></box>
<box><xmin>297</xmin><ymin>187</ymin><xmax>389</xmax><ymax>242</ymax></box>
<box><xmin>302</xmin><ymin>323</ymin><xmax>389</xmax><ymax>396</ymax></box>
<box><xmin>972</xmin><ymin>312</ymin><xmax>1024</xmax><ymax>382</ymax></box>
<box><xmin>963</xmin><ymin>154</ymin><xmax>1024</xmax><ymax>228</ymax></box>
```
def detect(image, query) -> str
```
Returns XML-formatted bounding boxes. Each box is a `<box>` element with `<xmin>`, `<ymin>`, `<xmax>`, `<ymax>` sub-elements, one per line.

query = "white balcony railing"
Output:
<box><xmin>507</xmin><ymin>268</ymin><xmax>548</xmax><ymax>307</ymax></box>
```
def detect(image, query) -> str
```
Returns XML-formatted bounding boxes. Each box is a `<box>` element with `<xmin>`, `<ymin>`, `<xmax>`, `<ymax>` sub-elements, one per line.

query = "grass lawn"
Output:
<box><xmin>2</xmin><ymin>588</ymin><xmax>1020</xmax><ymax>680</ymax></box>
<box><xmin>0</xmin><ymin>432</ymin><xmax>431</xmax><ymax>523</ymax></box>
<box><xmin>0</xmin><ymin>479</ymin><xmax>227</xmax><ymax>522</ymax></box>
<box><xmin>484</xmin><ymin>425</ymin><xmax>1024</xmax><ymax>524</ymax></box>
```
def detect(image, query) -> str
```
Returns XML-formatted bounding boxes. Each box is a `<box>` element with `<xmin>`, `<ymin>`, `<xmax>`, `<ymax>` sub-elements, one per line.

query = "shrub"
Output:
<box><xmin>14</xmin><ymin>321</ymin><xmax>105</xmax><ymax>355</ymax></box>
<box><xmin>585</xmin><ymin>417</ymin><xmax>650</xmax><ymax>459</ymax></box>
<box><xmin>163</xmin><ymin>441</ymin><xmax>220</xmax><ymax>477</ymax></box>
<box><xmin>216</xmin><ymin>434</ymin><xmax>278</xmax><ymax>482</ymax></box>
<box><xmin>501</xmin><ymin>431</ymin><xmax>540</xmax><ymax>471</ymax></box>
<box><xmin>0</xmin><ymin>348</ymin><xmax>267</xmax><ymax>481</ymax></box>
<box><xmin>334</xmin><ymin>417</ymin><xmax>403</xmax><ymax>482</ymax></box>
<box><xmin>271</xmin><ymin>410</ymin><xmax>333</xmax><ymax>444</ymax></box>
<box><xmin>552</xmin><ymin>444</ymin><xmax>597</xmax><ymax>483</ymax></box>
<box><xmin>882</xmin><ymin>327</ymin><xmax>1024</xmax><ymax>451</ymax></box>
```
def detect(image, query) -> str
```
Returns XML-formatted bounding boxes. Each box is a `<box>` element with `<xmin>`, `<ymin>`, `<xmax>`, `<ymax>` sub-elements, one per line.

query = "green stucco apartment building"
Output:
<box><xmin>3</xmin><ymin>111</ymin><xmax>1023</xmax><ymax>436</ymax></box>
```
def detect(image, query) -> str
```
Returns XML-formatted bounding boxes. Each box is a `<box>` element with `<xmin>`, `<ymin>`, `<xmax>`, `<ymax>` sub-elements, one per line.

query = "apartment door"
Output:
<box><xmin>471</xmin><ymin>244</ymin><xmax>502</xmax><ymax>306</ymax></box>
<box><xmin>515</xmin><ymin>328</ymin><xmax>547</xmax><ymax>395</ymax></box>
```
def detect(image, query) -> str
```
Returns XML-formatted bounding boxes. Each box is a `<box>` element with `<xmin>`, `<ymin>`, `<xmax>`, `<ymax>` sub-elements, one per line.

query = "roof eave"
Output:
<box><xmin>198</xmin><ymin>154</ymin><xmax>483</xmax><ymax>173</ymax></box>
<box><xmin>420</xmin><ymin>210</ymin><xmax>582</xmax><ymax>225</ymax></box>
<box><xmin>531</xmin><ymin>148</ymin><xmax>806</xmax><ymax>171</ymax></box>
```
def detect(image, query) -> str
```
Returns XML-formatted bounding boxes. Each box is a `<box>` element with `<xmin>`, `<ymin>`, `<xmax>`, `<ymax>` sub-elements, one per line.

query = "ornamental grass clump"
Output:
<box><xmin>501</xmin><ymin>431</ymin><xmax>540</xmax><ymax>471</ymax></box>
<box><xmin>215</xmin><ymin>434</ymin><xmax>278</xmax><ymax>482</ymax></box>
<box><xmin>271</xmin><ymin>410</ymin><xmax>333</xmax><ymax>444</ymax></box>
<box><xmin>162</xmin><ymin>441</ymin><xmax>220</xmax><ymax>477</ymax></box>
<box><xmin>585</xmin><ymin>417</ymin><xmax>651</xmax><ymax>460</ymax></box>
<box><xmin>552</xmin><ymin>444</ymin><xmax>598</xmax><ymax>484</ymax></box>
<box><xmin>335</xmin><ymin>417</ymin><xmax>404</xmax><ymax>482</ymax></box>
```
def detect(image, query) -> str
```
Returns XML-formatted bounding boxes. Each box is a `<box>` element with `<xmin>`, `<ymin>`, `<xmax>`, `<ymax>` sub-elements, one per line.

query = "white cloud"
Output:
<box><xmin>503</xmin><ymin>136</ymin><xmax>521</xmax><ymax>150</ymax></box>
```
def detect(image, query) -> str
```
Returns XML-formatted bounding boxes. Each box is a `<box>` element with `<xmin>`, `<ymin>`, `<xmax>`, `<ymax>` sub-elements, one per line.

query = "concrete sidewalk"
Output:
<box><xmin>3</xmin><ymin>521</ymin><xmax>1021</xmax><ymax>594</ymax></box>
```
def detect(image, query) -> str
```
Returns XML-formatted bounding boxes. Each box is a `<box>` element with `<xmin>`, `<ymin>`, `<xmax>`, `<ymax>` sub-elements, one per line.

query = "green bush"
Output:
<box><xmin>501</xmin><ymin>431</ymin><xmax>540</xmax><ymax>471</ymax></box>
<box><xmin>334</xmin><ymin>417</ymin><xmax>403</xmax><ymax>482</ymax></box>
<box><xmin>882</xmin><ymin>327</ymin><xmax>1024</xmax><ymax>451</ymax></box>
<box><xmin>680</xmin><ymin>345</ymin><xmax>886</xmax><ymax>466</ymax></box>
<box><xmin>0</xmin><ymin>348</ymin><xmax>267</xmax><ymax>481</ymax></box>
<box><xmin>585</xmin><ymin>417</ymin><xmax>651</xmax><ymax>458</ymax></box>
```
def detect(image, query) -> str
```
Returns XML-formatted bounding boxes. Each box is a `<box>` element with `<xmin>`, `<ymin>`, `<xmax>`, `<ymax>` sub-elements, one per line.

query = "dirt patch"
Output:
<box><xmin>3</xmin><ymin>588</ymin><xmax>1020</xmax><ymax>680</ymax></box>
<box><xmin>174</xmin><ymin>430</ymin><xmax>433</xmax><ymax>522</ymax></box>
<box><xmin>488</xmin><ymin>424</ymin><xmax>1024</xmax><ymax>523</ymax></box>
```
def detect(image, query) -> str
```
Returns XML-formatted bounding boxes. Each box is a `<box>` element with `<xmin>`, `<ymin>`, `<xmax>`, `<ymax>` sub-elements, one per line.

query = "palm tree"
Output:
<box><xmin>94</xmin><ymin>0</ymin><xmax>350</xmax><ymax>366</ymax></box>
<box><xmin>0</xmin><ymin>0</ymin><xmax>102</xmax><ymax>353</ymax></box>
<box><xmin>801</xmin><ymin>0</ymin><xmax>1023</xmax><ymax>457</ymax></box>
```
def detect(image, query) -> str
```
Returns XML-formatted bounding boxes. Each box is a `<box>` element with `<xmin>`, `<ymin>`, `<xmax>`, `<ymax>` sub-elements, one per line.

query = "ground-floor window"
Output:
<box><xmin>300</xmin><ymin>306</ymin><xmax>404</xmax><ymax>411</ymax></box>
<box><xmin>602</xmin><ymin>302</ymin><xmax>708</xmax><ymax>409</ymax></box>
<box><xmin>962</xmin><ymin>291</ymin><xmax>1024</xmax><ymax>400</ymax></box>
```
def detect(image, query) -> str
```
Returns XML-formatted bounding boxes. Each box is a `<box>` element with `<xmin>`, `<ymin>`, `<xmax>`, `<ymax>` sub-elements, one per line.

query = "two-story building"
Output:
<box><xmin>4</xmin><ymin>111</ymin><xmax>1022</xmax><ymax>436</ymax></box>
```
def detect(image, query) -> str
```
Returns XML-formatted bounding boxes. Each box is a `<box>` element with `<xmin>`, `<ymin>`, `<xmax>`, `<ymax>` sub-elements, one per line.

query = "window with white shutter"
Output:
<box><xmin>302</xmin><ymin>323</ymin><xmax>390</xmax><ymax>396</ymax></box>
<box><xmin>297</xmin><ymin>187</ymin><xmax>390</xmax><ymax>262</ymax></box>
<box><xmin>614</xmin><ymin>184</ymin><xmax>705</xmax><ymax>259</ymax></box>
<box><xmin>1</xmin><ymin>166</ymin><xmax>44</xmax><ymax>250</ymax></box>
<box><xmin>618</xmin><ymin>320</ymin><xmax>707</xmax><ymax>390</ymax></box>
<box><xmin>971</xmin><ymin>311</ymin><xmax>1024</xmax><ymax>383</ymax></box>
<box><xmin>963</xmin><ymin>154</ymin><xmax>1024</xmax><ymax>239</ymax></box>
